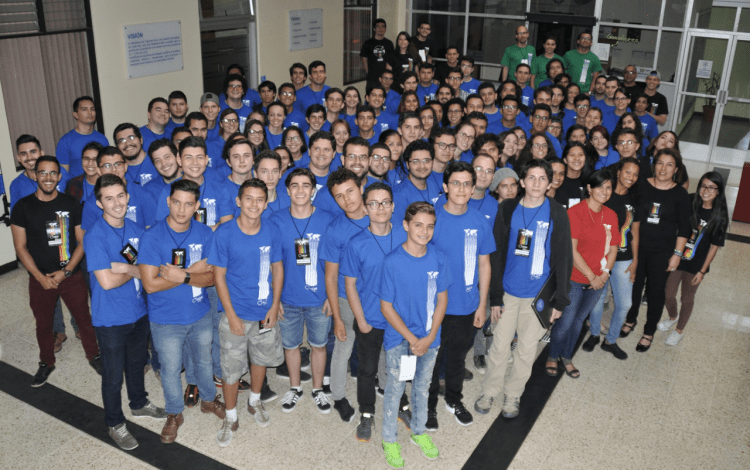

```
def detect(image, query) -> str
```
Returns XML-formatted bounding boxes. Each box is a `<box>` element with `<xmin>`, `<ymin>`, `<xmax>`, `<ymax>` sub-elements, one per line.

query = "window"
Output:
<box><xmin>344</xmin><ymin>0</ymin><xmax>376</xmax><ymax>84</ymax></box>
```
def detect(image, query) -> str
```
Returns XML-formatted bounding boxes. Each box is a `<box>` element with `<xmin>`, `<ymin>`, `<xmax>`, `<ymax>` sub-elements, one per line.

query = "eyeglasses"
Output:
<box><xmin>576</xmin><ymin>104</ymin><xmax>590</xmax><ymax>109</ymax></box>
<box><xmin>366</xmin><ymin>200</ymin><xmax>393</xmax><ymax>210</ymax></box>
<box><xmin>699</xmin><ymin>185</ymin><xmax>718</xmax><ymax>193</ymax></box>
<box><xmin>458</xmin><ymin>132</ymin><xmax>475</xmax><ymax>141</ymax></box>
<box><xmin>99</xmin><ymin>162</ymin><xmax>126</xmax><ymax>170</ymax></box>
<box><xmin>615</xmin><ymin>97</ymin><xmax>630</xmax><ymax>101</ymax></box>
<box><xmin>580</xmin><ymin>37</ymin><xmax>592</xmax><ymax>41</ymax></box>
<box><xmin>228</xmin><ymin>84</ymin><xmax>243</xmax><ymax>90</ymax></box>
<box><xmin>370</xmin><ymin>154</ymin><xmax>390</xmax><ymax>162</ymax></box>
<box><xmin>616</xmin><ymin>140</ymin><xmax>636</xmax><ymax>146</ymax></box>
<box><xmin>533</xmin><ymin>143</ymin><xmax>549</xmax><ymax>149</ymax></box>
<box><xmin>446</xmin><ymin>77</ymin><xmax>461</xmax><ymax>81</ymax></box>
<box><xmin>624</xmin><ymin>70</ymin><xmax>637</xmax><ymax>75</ymax></box>
<box><xmin>116</xmin><ymin>135</ymin><xmax>138</xmax><ymax>145</ymax></box>
<box><xmin>346</xmin><ymin>154</ymin><xmax>369</xmax><ymax>162</ymax></box>
<box><xmin>280</xmin><ymin>91</ymin><xmax>295</xmax><ymax>97</ymax></box>
<box><xmin>474</xmin><ymin>167</ymin><xmax>494</xmax><ymax>175</ymax></box>
<box><xmin>502</xmin><ymin>105</ymin><xmax>518</xmax><ymax>111</ymax></box>
<box><xmin>533</xmin><ymin>115</ymin><xmax>550</xmax><ymax>121</ymax></box>
<box><xmin>222</xmin><ymin>118</ymin><xmax>238</xmax><ymax>124</ymax></box>
<box><xmin>436</xmin><ymin>142</ymin><xmax>457</xmax><ymax>151</ymax></box>
<box><xmin>247</xmin><ymin>129</ymin><xmax>263</xmax><ymax>135</ymax></box>
<box><xmin>547</xmin><ymin>125</ymin><xmax>562</xmax><ymax>131</ymax></box>
<box><xmin>448</xmin><ymin>109</ymin><xmax>463</xmax><ymax>114</ymax></box>
<box><xmin>460</xmin><ymin>64</ymin><xmax>472</xmax><ymax>69</ymax></box>
<box><xmin>448</xmin><ymin>180</ymin><xmax>473</xmax><ymax>188</ymax></box>
<box><xmin>36</xmin><ymin>170</ymin><xmax>59</xmax><ymax>177</ymax></box>
<box><xmin>380</xmin><ymin>76</ymin><xmax>394</xmax><ymax>81</ymax></box>
<box><xmin>409</xmin><ymin>158</ymin><xmax>432</xmax><ymax>165</ymax></box>
<box><xmin>285</xmin><ymin>136</ymin><xmax>301</xmax><ymax>143</ymax></box>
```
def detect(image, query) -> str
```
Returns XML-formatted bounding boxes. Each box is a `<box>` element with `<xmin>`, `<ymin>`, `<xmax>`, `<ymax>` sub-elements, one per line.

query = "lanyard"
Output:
<box><xmin>166</xmin><ymin>220</ymin><xmax>193</xmax><ymax>249</ymax></box>
<box><xmin>368</xmin><ymin>224</ymin><xmax>393</xmax><ymax>256</ymax></box>
<box><xmin>346</xmin><ymin>215</ymin><xmax>369</xmax><ymax>231</ymax></box>
<box><xmin>521</xmin><ymin>199</ymin><xmax>545</xmax><ymax>231</ymax></box>
<box><xmin>290</xmin><ymin>208</ymin><xmax>313</xmax><ymax>238</ymax></box>
<box><xmin>107</xmin><ymin>221</ymin><xmax>127</xmax><ymax>247</ymax></box>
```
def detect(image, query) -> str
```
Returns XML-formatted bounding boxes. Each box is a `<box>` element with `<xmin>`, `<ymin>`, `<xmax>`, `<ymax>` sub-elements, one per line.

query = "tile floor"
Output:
<box><xmin>1</xmin><ymin>225</ymin><xmax>748</xmax><ymax>469</ymax></box>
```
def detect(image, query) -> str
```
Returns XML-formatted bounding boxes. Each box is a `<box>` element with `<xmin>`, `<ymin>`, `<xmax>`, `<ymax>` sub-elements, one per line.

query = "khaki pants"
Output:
<box><xmin>480</xmin><ymin>294</ymin><xmax>546</xmax><ymax>399</ymax></box>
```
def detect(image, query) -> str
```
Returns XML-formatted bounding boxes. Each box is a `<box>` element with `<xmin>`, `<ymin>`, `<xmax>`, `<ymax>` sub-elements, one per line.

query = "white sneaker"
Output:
<box><xmin>216</xmin><ymin>417</ymin><xmax>238</xmax><ymax>447</ymax></box>
<box><xmin>250</xmin><ymin>398</ymin><xmax>270</xmax><ymax>427</ymax></box>
<box><xmin>665</xmin><ymin>331</ymin><xmax>683</xmax><ymax>346</ymax></box>
<box><xmin>657</xmin><ymin>317</ymin><xmax>678</xmax><ymax>331</ymax></box>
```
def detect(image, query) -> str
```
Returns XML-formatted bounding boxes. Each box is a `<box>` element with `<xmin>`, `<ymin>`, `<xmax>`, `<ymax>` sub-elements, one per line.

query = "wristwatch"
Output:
<box><xmin>62</xmin><ymin>268</ymin><xmax>73</xmax><ymax>278</ymax></box>
<box><xmin>602</xmin><ymin>268</ymin><xmax>611</xmax><ymax>275</ymax></box>
<box><xmin>183</xmin><ymin>272</ymin><xmax>191</xmax><ymax>284</ymax></box>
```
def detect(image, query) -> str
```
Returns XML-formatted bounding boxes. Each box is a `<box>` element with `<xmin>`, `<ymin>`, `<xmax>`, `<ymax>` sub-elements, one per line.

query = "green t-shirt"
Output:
<box><xmin>563</xmin><ymin>50</ymin><xmax>603</xmax><ymax>92</ymax></box>
<box><xmin>533</xmin><ymin>53</ymin><xmax>564</xmax><ymax>86</ymax></box>
<box><xmin>501</xmin><ymin>45</ymin><xmax>537</xmax><ymax>82</ymax></box>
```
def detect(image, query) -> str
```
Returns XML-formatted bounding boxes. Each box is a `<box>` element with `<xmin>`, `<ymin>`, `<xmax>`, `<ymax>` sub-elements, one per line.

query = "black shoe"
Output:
<box><xmin>601</xmin><ymin>341</ymin><xmax>628</xmax><ymax>360</ymax></box>
<box><xmin>237</xmin><ymin>378</ymin><xmax>251</xmax><ymax>392</ymax></box>
<box><xmin>635</xmin><ymin>335</ymin><xmax>653</xmax><ymax>353</ymax></box>
<box><xmin>333</xmin><ymin>398</ymin><xmax>355</xmax><ymax>423</ymax></box>
<box><xmin>89</xmin><ymin>355</ymin><xmax>103</xmax><ymax>376</ymax></box>
<box><xmin>276</xmin><ymin>363</ymin><xmax>290</xmax><ymax>379</ymax></box>
<box><xmin>620</xmin><ymin>320</ymin><xmax>637</xmax><ymax>338</ymax></box>
<box><xmin>260</xmin><ymin>383</ymin><xmax>278</xmax><ymax>403</ymax></box>
<box><xmin>425</xmin><ymin>409</ymin><xmax>438</xmax><ymax>431</ymax></box>
<box><xmin>31</xmin><ymin>362</ymin><xmax>55</xmax><ymax>387</ymax></box>
<box><xmin>375</xmin><ymin>386</ymin><xmax>385</xmax><ymax>397</ymax></box>
<box><xmin>300</xmin><ymin>370</ymin><xmax>312</xmax><ymax>383</ymax></box>
<box><xmin>446</xmin><ymin>401</ymin><xmax>473</xmax><ymax>426</ymax></box>
<box><xmin>473</xmin><ymin>355</ymin><xmax>487</xmax><ymax>372</ymax></box>
<box><xmin>464</xmin><ymin>368</ymin><xmax>473</xmax><ymax>381</ymax></box>
<box><xmin>322</xmin><ymin>376</ymin><xmax>331</xmax><ymax>395</ymax></box>
<box><xmin>582</xmin><ymin>335</ymin><xmax>600</xmax><ymax>352</ymax></box>
<box><xmin>397</xmin><ymin>407</ymin><xmax>412</xmax><ymax>430</ymax></box>
<box><xmin>300</xmin><ymin>347</ymin><xmax>311</xmax><ymax>370</ymax></box>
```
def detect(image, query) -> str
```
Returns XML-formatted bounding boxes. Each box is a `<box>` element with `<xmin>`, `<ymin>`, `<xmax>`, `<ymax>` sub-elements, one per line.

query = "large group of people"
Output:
<box><xmin>9</xmin><ymin>17</ymin><xmax>729</xmax><ymax>469</ymax></box>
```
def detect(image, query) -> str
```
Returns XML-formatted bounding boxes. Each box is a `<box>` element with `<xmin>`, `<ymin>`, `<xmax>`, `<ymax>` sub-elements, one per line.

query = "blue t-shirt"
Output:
<box><xmin>125</xmin><ymin>155</ymin><xmax>160</xmax><ymax>186</ymax></box>
<box><xmin>283</xmin><ymin>110</ymin><xmax>308</xmax><ymax>132</ymax></box>
<box><xmin>139</xmin><ymin>219</ymin><xmax>213</xmax><ymax>324</ymax></box>
<box><xmin>385</xmin><ymin>90</ymin><xmax>401</xmax><ymax>114</ymax></box>
<box><xmin>266</xmin><ymin>127</ymin><xmax>285</xmax><ymax>149</ymax></box>
<box><xmin>392</xmin><ymin>176</ymin><xmax>442</xmax><ymax>223</ymax></box>
<box><xmin>638</xmin><ymin>113</ymin><xmax>659</xmax><ymax>141</ymax></box>
<box><xmin>520</xmin><ymin>86</ymin><xmax>534</xmax><ymax>108</ymax></box>
<box><xmin>416</xmin><ymin>83</ymin><xmax>438</xmax><ymax>106</ymax></box>
<box><xmin>139</xmin><ymin>126</ymin><xmax>166</xmax><ymax>156</ymax></box>
<box><xmin>208</xmin><ymin>219</ymin><xmax>282</xmax><ymax>321</ymax></box>
<box><xmin>313</xmin><ymin>175</ymin><xmax>381</xmax><ymax>214</ymax></box>
<box><xmin>459</xmin><ymin>150</ymin><xmax>474</xmax><ymax>164</ymax></box>
<box><xmin>431</xmin><ymin>204</ymin><xmax>495</xmax><ymax>315</ymax></box>
<box><xmin>219</xmin><ymin>101</ymin><xmax>252</xmax><ymax>132</ymax></box>
<box><xmin>296</xmin><ymin>85</ymin><xmax>330</xmax><ymax>112</ymax></box>
<box><xmin>10</xmin><ymin>170</ymin><xmax>71</xmax><ymax>212</ymax></box>
<box><xmin>595</xmin><ymin>149</ymin><xmax>621</xmax><ymax>170</ymax></box>
<box><xmin>55</xmin><ymin>129</ymin><xmax>109</xmax><ymax>177</ymax></box>
<box><xmin>602</xmin><ymin>109</ymin><xmax>623</xmax><ymax>134</ymax></box>
<box><xmin>320</xmin><ymin>212</ymin><xmax>370</xmax><ymax>299</ymax></box>
<box><xmin>469</xmin><ymin>192</ymin><xmax>498</xmax><ymax>227</ymax></box>
<box><xmin>503</xmin><ymin>199</ymin><xmax>553</xmax><ymax>298</ymax></box>
<box><xmin>343</xmin><ymin>113</ymin><xmax>357</xmax><ymax>130</ymax></box>
<box><xmin>269</xmin><ymin>208</ymin><xmax>336</xmax><ymax>307</ymax></box>
<box><xmin>155</xmin><ymin>176</ymin><xmax>234</xmax><ymax>227</ymax></box>
<box><xmin>81</xmin><ymin>182</ymin><xmax>156</xmax><ymax>230</ymax></box>
<box><xmin>377</xmin><ymin>245</ymin><xmax>452</xmax><ymax>351</ymax></box>
<box><xmin>561</xmin><ymin>112</ymin><xmax>578</xmax><ymax>137</ymax></box>
<box><xmin>484</xmin><ymin>108</ymin><xmax>502</xmax><ymax>125</ymax></box>
<box><xmin>143</xmin><ymin>176</ymin><xmax>170</xmax><ymax>203</ymax></box>
<box><xmin>376</xmin><ymin>111</ymin><xmax>399</xmax><ymax>133</ymax></box>
<box><xmin>351</xmin><ymin>127</ymin><xmax>382</xmax><ymax>146</ymax></box>
<box><xmin>262</xmin><ymin>189</ymin><xmax>291</xmax><ymax>220</ymax></box>
<box><xmin>84</xmin><ymin>217</ymin><xmax>147</xmax><ymax>327</ymax></box>
<box><xmin>341</xmin><ymin>223</ymin><xmax>407</xmax><ymax>329</ymax></box>
<box><xmin>460</xmin><ymin>78</ymin><xmax>482</xmax><ymax>95</ymax></box>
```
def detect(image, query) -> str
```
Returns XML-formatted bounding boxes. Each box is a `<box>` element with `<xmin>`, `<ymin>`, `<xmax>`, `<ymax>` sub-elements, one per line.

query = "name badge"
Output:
<box><xmin>399</xmin><ymin>355</ymin><xmax>417</xmax><ymax>381</ymax></box>
<box><xmin>295</xmin><ymin>238</ymin><xmax>311</xmax><ymax>265</ymax></box>
<box><xmin>46</xmin><ymin>221</ymin><xmax>62</xmax><ymax>246</ymax></box>
<box><xmin>580</xmin><ymin>59</ymin><xmax>590</xmax><ymax>83</ymax></box>
<box><xmin>194</xmin><ymin>208</ymin><xmax>207</xmax><ymax>224</ymax></box>
<box><xmin>172</xmin><ymin>248</ymin><xmax>186</xmax><ymax>268</ymax></box>
<box><xmin>515</xmin><ymin>229</ymin><xmax>533</xmax><ymax>257</ymax></box>
<box><xmin>120</xmin><ymin>243</ymin><xmax>138</xmax><ymax>265</ymax></box>
<box><xmin>647</xmin><ymin>203</ymin><xmax>661</xmax><ymax>224</ymax></box>
<box><xmin>258</xmin><ymin>321</ymin><xmax>272</xmax><ymax>334</ymax></box>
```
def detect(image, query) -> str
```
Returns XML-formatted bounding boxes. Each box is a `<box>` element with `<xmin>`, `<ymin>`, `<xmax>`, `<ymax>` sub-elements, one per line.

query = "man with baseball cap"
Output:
<box><xmin>200</xmin><ymin>93</ymin><xmax>222</xmax><ymax>142</ymax></box>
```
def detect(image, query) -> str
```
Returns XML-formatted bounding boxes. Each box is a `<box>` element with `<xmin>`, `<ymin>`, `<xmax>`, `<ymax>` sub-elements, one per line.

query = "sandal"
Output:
<box><xmin>545</xmin><ymin>360</ymin><xmax>559</xmax><ymax>377</ymax></box>
<box><xmin>635</xmin><ymin>335</ymin><xmax>653</xmax><ymax>353</ymax></box>
<box><xmin>184</xmin><ymin>384</ymin><xmax>199</xmax><ymax>407</ymax></box>
<box><xmin>560</xmin><ymin>358</ymin><xmax>580</xmax><ymax>379</ymax></box>
<box><xmin>619</xmin><ymin>320</ymin><xmax>637</xmax><ymax>338</ymax></box>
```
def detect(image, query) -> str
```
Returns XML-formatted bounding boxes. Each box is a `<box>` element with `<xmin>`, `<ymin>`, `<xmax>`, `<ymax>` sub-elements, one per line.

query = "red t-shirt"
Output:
<box><xmin>568</xmin><ymin>201</ymin><xmax>621</xmax><ymax>284</ymax></box>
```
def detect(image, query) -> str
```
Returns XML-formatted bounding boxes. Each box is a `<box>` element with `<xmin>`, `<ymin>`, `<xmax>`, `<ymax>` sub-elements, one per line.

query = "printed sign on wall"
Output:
<box><xmin>124</xmin><ymin>21</ymin><xmax>183</xmax><ymax>80</ymax></box>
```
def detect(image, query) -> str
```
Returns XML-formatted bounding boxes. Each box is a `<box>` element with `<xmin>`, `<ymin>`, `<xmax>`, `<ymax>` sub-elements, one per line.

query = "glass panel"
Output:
<box><xmin>738</xmin><ymin>7</ymin><xmax>750</xmax><ymax>33</ymax></box>
<box><xmin>42</xmin><ymin>0</ymin><xmax>86</xmax><ymax>32</ymax></box>
<box><xmin>664</xmin><ymin>0</ymin><xmax>689</xmax><ymax>28</ymax></box>
<box><xmin>716</xmin><ymin>100</ymin><xmax>750</xmax><ymax>149</ymax></box>
<box><xmin>466</xmin><ymin>17</ymin><xmax>524</xmax><ymax>80</ymax></box>
<box><xmin>602</xmin><ymin>28</ymin><xmax>657</xmax><ymax>76</ymax></box>
<box><xmin>601</xmin><ymin>0</ymin><xmax>661</xmax><ymax>27</ymax></box>
<box><xmin>727</xmin><ymin>40</ymin><xmax>750</xmax><ymax>100</ymax></box>
<box><xmin>201</xmin><ymin>0</ymin><xmax>252</xmax><ymax>19</ymax></box>
<box><xmin>657</xmin><ymin>31</ymin><xmax>682</xmax><ymax>83</ymax></box>
<box><xmin>0</xmin><ymin>1</ymin><xmax>39</xmax><ymax>36</ymax></box>
<box><xmin>344</xmin><ymin>4</ymin><xmax>372</xmax><ymax>84</ymax></box>
<box><xmin>469</xmin><ymin>0</ymin><xmax>525</xmax><ymax>16</ymax></box>
<box><xmin>681</xmin><ymin>36</ymin><xmax>727</xmax><ymax>95</ymax></box>
<box><xmin>690</xmin><ymin>0</ymin><xmax>737</xmax><ymax>30</ymax></box>
<box><xmin>530</xmin><ymin>0</ymin><xmax>595</xmax><ymax>17</ymax></box>
<box><xmin>675</xmin><ymin>94</ymin><xmax>713</xmax><ymax>145</ymax></box>
<box><xmin>412</xmin><ymin>0</ymin><xmax>466</xmax><ymax>12</ymax></box>
<box><xmin>410</xmin><ymin>14</ymin><xmax>465</xmax><ymax>58</ymax></box>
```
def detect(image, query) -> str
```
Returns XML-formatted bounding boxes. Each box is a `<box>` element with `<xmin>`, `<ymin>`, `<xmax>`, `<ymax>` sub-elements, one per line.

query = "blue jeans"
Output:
<box><xmin>184</xmin><ymin>287</ymin><xmax>221</xmax><ymax>383</ymax></box>
<box><xmin>382</xmin><ymin>341</ymin><xmax>438</xmax><ymax>443</ymax></box>
<box><xmin>150</xmin><ymin>310</ymin><xmax>216</xmax><ymax>415</ymax></box>
<box><xmin>279</xmin><ymin>303</ymin><xmax>330</xmax><ymax>348</ymax></box>
<box><xmin>589</xmin><ymin>260</ymin><xmax>634</xmax><ymax>344</ymax></box>
<box><xmin>95</xmin><ymin>315</ymin><xmax>150</xmax><ymax>427</ymax></box>
<box><xmin>549</xmin><ymin>281</ymin><xmax>605</xmax><ymax>361</ymax></box>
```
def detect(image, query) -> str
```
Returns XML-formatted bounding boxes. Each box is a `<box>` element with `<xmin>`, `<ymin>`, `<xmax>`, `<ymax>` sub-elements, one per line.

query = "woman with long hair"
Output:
<box><xmin>343</xmin><ymin>86</ymin><xmax>362</xmax><ymax>128</ymax></box>
<box><xmin>643</xmin><ymin>131</ymin><xmax>688</xmax><ymax>189</ymax></box>
<box><xmin>545</xmin><ymin>156</ymin><xmax>566</xmax><ymax>199</ymax></box>
<box><xmin>564</xmin><ymin>83</ymin><xmax>581</xmax><ymax>112</ymax></box>
<box><xmin>659</xmin><ymin>171</ymin><xmax>728</xmax><ymax>345</ymax></box>
<box><xmin>419</xmin><ymin>104</ymin><xmax>437</xmax><ymax>140</ymax></box>
<box><xmin>387</xmin><ymin>31</ymin><xmax>422</xmax><ymax>84</ymax></box>
<box><xmin>442</xmin><ymin>98</ymin><xmax>465</xmax><ymax>128</ymax></box>
<box><xmin>281</xmin><ymin>126</ymin><xmax>309</xmax><ymax>167</ymax></box>
<box><xmin>590</xmin><ymin>126</ymin><xmax>620</xmax><ymax>170</ymax></box>
<box><xmin>243</xmin><ymin>119</ymin><xmax>269</xmax><ymax>154</ymax></box>
<box><xmin>518</xmin><ymin>133</ymin><xmax>557</xmax><ymax>167</ymax></box>
<box><xmin>554</xmin><ymin>142</ymin><xmax>588</xmax><ymax>209</ymax></box>
<box><xmin>397</xmin><ymin>91</ymin><xmax>420</xmax><ymax>114</ymax></box>
<box><xmin>330</xmin><ymin>119</ymin><xmax>351</xmax><ymax>171</ymax></box>
<box><xmin>379</xmin><ymin>130</ymin><xmax>407</xmax><ymax>185</ymax></box>
<box><xmin>497</xmin><ymin>130</ymin><xmax>519</xmax><ymax>168</ymax></box>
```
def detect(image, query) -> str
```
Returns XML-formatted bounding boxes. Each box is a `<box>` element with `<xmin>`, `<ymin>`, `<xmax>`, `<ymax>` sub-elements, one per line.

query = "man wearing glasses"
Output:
<box><xmin>313</xmin><ymin>137</ymin><xmax>373</xmax><ymax>214</ymax></box>
<box><xmin>530</xmin><ymin>104</ymin><xmax>563</xmax><ymax>158</ymax></box>
<box><xmin>392</xmin><ymin>140</ymin><xmax>442</xmax><ymax>224</ymax></box>
<box><xmin>501</xmin><ymin>26</ymin><xmax>536</xmax><ymax>83</ymax></box>
<box><xmin>622</xmin><ymin>65</ymin><xmax>644</xmax><ymax>104</ymax></box>
<box><xmin>113</xmin><ymin>123</ymin><xmax>159</xmax><ymax>186</ymax></box>
<box><xmin>411</xmin><ymin>21</ymin><xmax>436</xmax><ymax>64</ymax></box>
<box><xmin>563</xmin><ymin>31</ymin><xmax>603</xmax><ymax>93</ymax></box>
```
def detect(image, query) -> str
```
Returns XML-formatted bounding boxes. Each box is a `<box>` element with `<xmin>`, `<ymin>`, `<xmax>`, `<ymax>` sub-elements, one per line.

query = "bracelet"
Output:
<box><xmin>673</xmin><ymin>249</ymin><xmax>682</xmax><ymax>257</ymax></box>
<box><xmin>699</xmin><ymin>271</ymin><xmax>706</xmax><ymax>275</ymax></box>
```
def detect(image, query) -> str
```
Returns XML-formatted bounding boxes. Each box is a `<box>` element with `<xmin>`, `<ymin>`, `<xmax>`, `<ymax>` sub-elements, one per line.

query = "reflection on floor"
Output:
<box><xmin>678</xmin><ymin>113</ymin><xmax>749</xmax><ymax>149</ymax></box>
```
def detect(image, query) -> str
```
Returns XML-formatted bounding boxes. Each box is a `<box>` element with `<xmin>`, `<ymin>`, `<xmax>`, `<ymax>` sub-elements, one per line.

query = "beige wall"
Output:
<box><xmin>255</xmin><ymin>1</ymin><xmax>344</xmax><ymax>87</ymax></box>
<box><xmin>379</xmin><ymin>1</ymin><xmax>408</xmax><ymax>35</ymax></box>
<box><xmin>89</xmin><ymin>0</ymin><xmax>204</xmax><ymax>136</ymax></box>
<box><xmin>0</xmin><ymin>78</ymin><xmax>17</xmax><ymax>266</ymax></box>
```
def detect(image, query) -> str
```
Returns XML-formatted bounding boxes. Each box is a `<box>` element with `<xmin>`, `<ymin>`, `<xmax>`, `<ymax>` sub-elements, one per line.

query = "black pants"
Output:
<box><xmin>354</xmin><ymin>322</ymin><xmax>407</xmax><ymax>414</ymax></box>
<box><xmin>428</xmin><ymin>312</ymin><xmax>476</xmax><ymax>410</ymax></box>
<box><xmin>626</xmin><ymin>248</ymin><xmax>671</xmax><ymax>336</ymax></box>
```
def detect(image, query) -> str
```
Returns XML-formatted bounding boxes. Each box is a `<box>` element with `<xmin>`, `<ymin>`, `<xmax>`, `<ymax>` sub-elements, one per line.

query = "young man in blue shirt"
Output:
<box><xmin>366</xmin><ymin>85</ymin><xmax>398</xmax><ymax>133</ymax></box>
<box><xmin>297</xmin><ymin>61</ymin><xmax>330</xmax><ymax>112</ymax></box>
<box><xmin>279</xmin><ymin>83</ymin><xmax>307</xmax><ymax>131</ymax></box>
<box><xmin>139</xmin><ymin>179</ymin><xmax>226</xmax><ymax>444</ymax></box>
<box><xmin>378</xmin><ymin>201</ymin><xmax>451</xmax><ymax>468</ymax></box>
<box><xmin>269</xmin><ymin>168</ymin><xmax>337</xmax><ymax>414</ymax></box>
<box><xmin>65</xmin><ymin>141</ymin><xmax>104</xmax><ymax>207</ymax></box>
<box><xmin>84</xmin><ymin>174</ymin><xmax>167</xmax><ymax>450</ymax></box>
<box><xmin>140</xmin><ymin>98</ymin><xmax>170</xmax><ymax>153</ymax></box>
<box><xmin>392</xmin><ymin>139</ymin><xmax>442</xmax><ymax>223</ymax></box>
<box><xmin>113</xmin><ymin>123</ymin><xmax>159</xmax><ymax>186</ymax></box>
<box><xmin>144</xmin><ymin>139</ymin><xmax>182</xmax><ymax>203</ymax></box>
<box><xmin>416</xmin><ymin>63</ymin><xmax>438</xmax><ymax>106</ymax></box>
<box><xmin>426</xmin><ymin>162</ymin><xmax>495</xmax><ymax>429</ymax></box>
<box><xmin>352</xmin><ymin>105</ymin><xmax>382</xmax><ymax>146</ymax></box>
<box><xmin>307</xmin><ymin>131</ymin><xmax>337</xmax><ymax>199</ymax></box>
<box><xmin>210</xmin><ymin>179</ymin><xmax>285</xmax><ymax>446</ymax></box>
<box><xmin>221</xmin><ymin>74</ymin><xmax>253</xmax><ymax>132</ymax></box>
<box><xmin>313</xmin><ymin>136</ymin><xmax>372</xmax><ymax>214</ymax></box>
<box><xmin>460</xmin><ymin>57</ymin><xmax>482</xmax><ymax>95</ymax></box>
<box><xmin>56</xmin><ymin>96</ymin><xmax>109</xmax><ymax>176</ymax></box>
<box><xmin>164</xmin><ymin>91</ymin><xmax>189</xmax><ymax>137</ymax></box>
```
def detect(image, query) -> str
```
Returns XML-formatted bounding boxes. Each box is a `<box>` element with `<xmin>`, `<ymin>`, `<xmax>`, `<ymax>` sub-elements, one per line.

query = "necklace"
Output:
<box><xmin>588</xmin><ymin>202</ymin><xmax>604</xmax><ymax>226</ymax></box>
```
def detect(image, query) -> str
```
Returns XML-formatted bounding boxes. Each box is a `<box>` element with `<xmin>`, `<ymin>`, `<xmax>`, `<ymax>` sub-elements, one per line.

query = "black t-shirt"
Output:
<box><xmin>411</xmin><ymin>36</ymin><xmax>436</xmax><ymax>62</ymax></box>
<box><xmin>554</xmin><ymin>176</ymin><xmax>584</xmax><ymax>209</ymax></box>
<box><xmin>605</xmin><ymin>191</ymin><xmax>636</xmax><ymax>261</ymax></box>
<box><xmin>678</xmin><ymin>201</ymin><xmax>726</xmax><ymax>274</ymax></box>
<box><xmin>361</xmin><ymin>37</ymin><xmax>395</xmax><ymax>82</ymax></box>
<box><xmin>387</xmin><ymin>52</ymin><xmax>421</xmax><ymax>84</ymax></box>
<box><xmin>624</xmin><ymin>83</ymin><xmax>645</xmax><ymax>106</ymax></box>
<box><xmin>635</xmin><ymin>181</ymin><xmax>691</xmax><ymax>252</ymax></box>
<box><xmin>10</xmin><ymin>192</ymin><xmax>83</xmax><ymax>275</ymax></box>
<box><xmin>434</xmin><ymin>61</ymin><xmax>456</xmax><ymax>85</ymax></box>
<box><xmin>645</xmin><ymin>91</ymin><xmax>669</xmax><ymax>115</ymax></box>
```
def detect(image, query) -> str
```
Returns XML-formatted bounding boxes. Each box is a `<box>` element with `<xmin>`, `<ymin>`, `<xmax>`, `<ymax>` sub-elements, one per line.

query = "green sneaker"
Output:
<box><xmin>382</xmin><ymin>441</ymin><xmax>405</xmax><ymax>468</ymax></box>
<box><xmin>410</xmin><ymin>433</ymin><xmax>439</xmax><ymax>460</ymax></box>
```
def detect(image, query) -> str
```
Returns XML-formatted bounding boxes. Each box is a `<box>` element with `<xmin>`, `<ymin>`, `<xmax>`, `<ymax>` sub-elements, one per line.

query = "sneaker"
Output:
<box><xmin>425</xmin><ymin>409</ymin><xmax>438</xmax><ymax>431</ymax></box>
<box><xmin>474</xmin><ymin>394</ymin><xmax>494</xmax><ymax>415</ymax></box>
<box><xmin>398</xmin><ymin>407</ymin><xmax>412</xmax><ymax>431</ymax></box>
<box><xmin>464</xmin><ymin>368</ymin><xmax>474</xmax><ymax>381</ymax></box>
<box><xmin>511</xmin><ymin>338</ymin><xmax>519</xmax><ymax>350</ymax></box>
<box><xmin>216</xmin><ymin>417</ymin><xmax>238</xmax><ymax>447</ymax></box>
<box><xmin>109</xmin><ymin>422</ymin><xmax>138</xmax><ymax>450</ymax></box>
<box><xmin>275</xmin><ymin>363</ymin><xmax>290</xmax><ymax>378</ymax></box>
<box><xmin>300</xmin><ymin>370</ymin><xmax>312</xmax><ymax>383</ymax></box>
<box><xmin>213</xmin><ymin>375</ymin><xmax>222</xmax><ymax>387</ymax></box>
<box><xmin>658</xmin><ymin>317</ymin><xmax>678</xmax><ymax>331</ymax></box>
<box><xmin>322</xmin><ymin>375</ymin><xmax>332</xmax><ymax>395</ymax></box>
<box><xmin>312</xmin><ymin>389</ymin><xmax>331</xmax><ymax>414</ymax></box>
<box><xmin>200</xmin><ymin>394</ymin><xmax>226</xmax><ymax>419</ymax></box>
<box><xmin>356</xmin><ymin>413</ymin><xmax>374</xmax><ymax>442</ymax></box>
<box><xmin>501</xmin><ymin>396</ymin><xmax>520</xmax><ymax>419</ymax></box>
<box><xmin>382</xmin><ymin>441</ymin><xmax>405</xmax><ymax>468</ymax></box>
<box><xmin>334</xmin><ymin>398</ymin><xmax>356</xmax><ymax>423</ymax></box>
<box><xmin>53</xmin><ymin>332</ymin><xmax>67</xmax><ymax>353</ymax></box>
<box><xmin>31</xmin><ymin>362</ymin><xmax>55</xmax><ymax>387</ymax></box>
<box><xmin>280</xmin><ymin>388</ymin><xmax>303</xmax><ymax>412</ymax></box>
<box><xmin>237</xmin><ymin>378</ymin><xmax>251</xmax><ymax>392</ymax></box>
<box><xmin>473</xmin><ymin>355</ymin><xmax>487</xmax><ymax>373</ymax></box>
<box><xmin>249</xmin><ymin>398</ymin><xmax>270</xmax><ymax>427</ymax></box>
<box><xmin>131</xmin><ymin>400</ymin><xmax>167</xmax><ymax>419</ymax></box>
<box><xmin>665</xmin><ymin>330</ymin><xmax>683</xmax><ymax>346</ymax></box>
<box><xmin>260</xmin><ymin>383</ymin><xmax>277</xmax><ymax>403</ymax></box>
<box><xmin>160</xmin><ymin>413</ymin><xmax>184</xmax><ymax>444</ymax></box>
<box><xmin>540</xmin><ymin>333</ymin><xmax>551</xmax><ymax>343</ymax></box>
<box><xmin>582</xmin><ymin>335</ymin><xmax>600</xmax><ymax>352</ymax></box>
<box><xmin>410</xmin><ymin>433</ymin><xmax>439</xmax><ymax>460</ymax></box>
<box><xmin>89</xmin><ymin>355</ymin><xmax>103</xmax><ymax>376</ymax></box>
<box><xmin>601</xmin><ymin>341</ymin><xmax>629</xmax><ymax>360</ymax></box>
<box><xmin>184</xmin><ymin>384</ymin><xmax>199</xmax><ymax>408</ymax></box>
<box><xmin>300</xmin><ymin>347</ymin><xmax>311</xmax><ymax>370</ymax></box>
<box><xmin>641</xmin><ymin>297</ymin><xmax>648</xmax><ymax>306</ymax></box>
<box><xmin>376</xmin><ymin>386</ymin><xmax>385</xmax><ymax>397</ymax></box>
<box><xmin>445</xmin><ymin>401</ymin><xmax>473</xmax><ymax>426</ymax></box>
